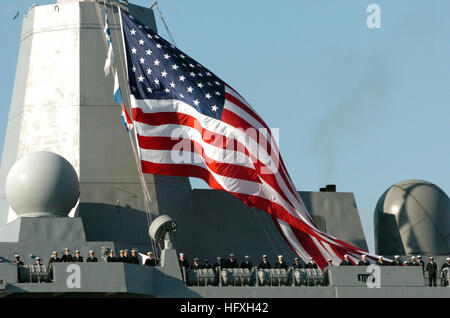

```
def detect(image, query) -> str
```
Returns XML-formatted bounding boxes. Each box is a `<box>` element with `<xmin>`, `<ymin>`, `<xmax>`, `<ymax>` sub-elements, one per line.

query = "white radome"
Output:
<box><xmin>6</xmin><ymin>151</ymin><xmax>79</xmax><ymax>217</ymax></box>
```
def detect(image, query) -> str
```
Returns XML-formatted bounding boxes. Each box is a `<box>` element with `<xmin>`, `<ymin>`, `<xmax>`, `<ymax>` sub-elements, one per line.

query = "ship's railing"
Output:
<box><xmin>422</xmin><ymin>269</ymin><xmax>450</xmax><ymax>287</ymax></box>
<box><xmin>184</xmin><ymin>266</ymin><xmax>327</xmax><ymax>287</ymax></box>
<box><xmin>18</xmin><ymin>265</ymin><xmax>48</xmax><ymax>283</ymax></box>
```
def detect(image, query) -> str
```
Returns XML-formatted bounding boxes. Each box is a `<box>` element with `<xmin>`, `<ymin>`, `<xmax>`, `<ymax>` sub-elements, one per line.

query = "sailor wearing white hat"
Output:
<box><xmin>258</xmin><ymin>254</ymin><xmax>272</xmax><ymax>269</ymax></box>
<box><xmin>305</xmin><ymin>257</ymin><xmax>318</xmax><ymax>269</ymax></box>
<box><xmin>14</xmin><ymin>254</ymin><xmax>24</xmax><ymax>266</ymax></box>
<box><xmin>391</xmin><ymin>255</ymin><xmax>402</xmax><ymax>266</ymax></box>
<box><xmin>426</xmin><ymin>256</ymin><xmax>438</xmax><ymax>287</ymax></box>
<box><xmin>339</xmin><ymin>254</ymin><xmax>353</xmax><ymax>266</ymax></box>
<box><xmin>240</xmin><ymin>255</ymin><xmax>253</xmax><ymax>270</ymax></box>
<box><xmin>87</xmin><ymin>250</ymin><xmax>98</xmax><ymax>262</ymax></box>
<box><xmin>225</xmin><ymin>253</ymin><xmax>238</xmax><ymax>269</ymax></box>
<box><xmin>358</xmin><ymin>254</ymin><xmax>370</xmax><ymax>266</ymax></box>
<box><xmin>144</xmin><ymin>251</ymin><xmax>157</xmax><ymax>267</ymax></box>
<box><xmin>61</xmin><ymin>248</ymin><xmax>72</xmax><ymax>263</ymax></box>
<box><xmin>292</xmin><ymin>257</ymin><xmax>302</xmax><ymax>269</ymax></box>
<box><xmin>73</xmin><ymin>250</ymin><xmax>83</xmax><ymax>262</ymax></box>
<box><xmin>178</xmin><ymin>252</ymin><xmax>189</xmax><ymax>269</ymax></box>
<box><xmin>274</xmin><ymin>254</ymin><xmax>288</xmax><ymax>270</ymax></box>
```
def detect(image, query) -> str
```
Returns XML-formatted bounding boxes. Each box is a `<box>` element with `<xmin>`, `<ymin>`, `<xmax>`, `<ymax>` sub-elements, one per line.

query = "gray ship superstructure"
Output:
<box><xmin>0</xmin><ymin>0</ymin><xmax>449</xmax><ymax>298</ymax></box>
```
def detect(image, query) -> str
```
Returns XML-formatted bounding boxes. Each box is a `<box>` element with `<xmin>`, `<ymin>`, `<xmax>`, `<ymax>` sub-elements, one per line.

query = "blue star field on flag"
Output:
<box><xmin>121</xmin><ymin>12</ymin><xmax>226</xmax><ymax>120</ymax></box>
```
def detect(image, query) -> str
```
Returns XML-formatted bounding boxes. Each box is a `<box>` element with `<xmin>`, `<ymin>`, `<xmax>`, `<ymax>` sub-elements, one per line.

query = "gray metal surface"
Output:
<box><xmin>6</xmin><ymin>151</ymin><xmax>79</xmax><ymax>217</ymax></box>
<box><xmin>374</xmin><ymin>179</ymin><xmax>450</xmax><ymax>255</ymax></box>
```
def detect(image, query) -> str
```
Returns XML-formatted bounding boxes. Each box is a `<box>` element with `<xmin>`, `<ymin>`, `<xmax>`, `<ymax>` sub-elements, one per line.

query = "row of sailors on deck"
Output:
<box><xmin>9</xmin><ymin>249</ymin><xmax>159</xmax><ymax>267</ymax></box>
<box><xmin>178</xmin><ymin>253</ymin><xmax>450</xmax><ymax>272</ymax></box>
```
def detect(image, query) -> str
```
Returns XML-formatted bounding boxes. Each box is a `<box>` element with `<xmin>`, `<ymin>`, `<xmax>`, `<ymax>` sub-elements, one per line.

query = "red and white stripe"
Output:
<box><xmin>130</xmin><ymin>84</ymin><xmax>381</xmax><ymax>268</ymax></box>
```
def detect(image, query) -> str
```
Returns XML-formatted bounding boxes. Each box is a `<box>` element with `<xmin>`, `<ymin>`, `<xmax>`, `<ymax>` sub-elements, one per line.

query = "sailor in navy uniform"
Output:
<box><xmin>213</xmin><ymin>257</ymin><xmax>225</xmax><ymax>270</ymax></box>
<box><xmin>61</xmin><ymin>248</ymin><xmax>73</xmax><ymax>263</ymax></box>
<box><xmin>274</xmin><ymin>255</ymin><xmax>288</xmax><ymax>270</ymax></box>
<box><xmin>292</xmin><ymin>258</ymin><xmax>303</xmax><ymax>269</ymax></box>
<box><xmin>86</xmin><ymin>250</ymin><xmax>98</xmax><ymax>262</ymax></box>
<box><xmin>442</xmin><ymin>258</ymin><xmax>450</xmax><ymax>286</ymax></box>
<box><xmin>225</xmin><ymin>253</ymin><xmax>239</xmax><ymax>269</ymax></box>
<box><xmin>191</xmin><ymin>258</ymin><xmax>202</xmax><ymax>270</ymax></box>
<box><xmin>48</xmin><ymin>251</ymin><xmax>61</xmax><ymax>282</ymax></box>
<box><xmin>304</xmin><ymin>258</ymin><xmax>318</xmax><ymax>269</ymax></box>
<box><xmin>73</xmin><ymin>250</ymin><xmax>83</xmax><ymax>262</ymax></box>
<box><xmin>391</xmin><ymin>255</ymin><xmax>402</xmax><ymax>266</ymax></box>
<box><xmin>416</xmin><ymin>255</ymin><xmax>425</xmax><ymax>275</ymax></box>
<box><xmin>407</xmin><ymin>256</ymin><xmax>418</xmax><ymax>266</ymax></box>
<box><xmin>123</xmin><ymin>249</ymin><xmax>131</xmax><ymax>263</ymax></box>
<box><xmin>106</xmin><ymin>250</ymin><xmax>117</xmax><ymax>262</ymax></box>
<box><xmin>202</xmin><ymin>259</ymin><xmax>212</xmax><ymax>269</ymax></box>
<box><xmin>258</xmin><ymin>255</ymin><xmax>272</xmax><ymax>269</ymax></box>
<box><xmin>130</xmin><ymin>250</ymin><xmax>140</xmax><ymax>264</ymax></box>
<box><xmin>240</xmin><ymin>256</ymin><xmax>253</xmax><ymax>270</ymax></box>
<box><xmin>375</xmin><ymin>256</ymin><xmax>388</xmax><ymax>266</ymax></box>
<box><xmin>323</xmin><ymin>259</ymin><xmax>334</xmax><ymax>285</ymax></box>
<box><xmin>178</xmin><ymin>252</ymin><xmax>190</xmax><ymax>269</ymax></box>
<box><xmin>339</xmin><ymin>254</ymin><xmax>353</xmax><ymax>266</ymax></box>
<box><xmin>426</xmin><ymin>256</ymin><xmax>438</xmax><ymax>287</ymax></box>
<box><xmin>144</xmin><ymin>252</ymin><xmax>157</xmax><ymax>266</ymax></box>
<box><xmin>357</xmin><ymin>255</ymin><xmax>370</xmax><ymax>266</ymax></box>
<box><xmin>14</xmin><ymin>254</ymin><xmax>24</xmax><ymax>266</ymax></box>
<box><xmin>117</xmin><ymin>250</ymin><xmax>126</xmax><ymax>262</ymax></box>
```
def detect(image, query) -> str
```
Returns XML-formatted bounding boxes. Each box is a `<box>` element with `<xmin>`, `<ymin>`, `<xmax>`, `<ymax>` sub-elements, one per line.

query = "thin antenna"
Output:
<box><xmin>150</xmin><ymin>1</ymin><xmax>177</xmax><ymax>47</ymax></box>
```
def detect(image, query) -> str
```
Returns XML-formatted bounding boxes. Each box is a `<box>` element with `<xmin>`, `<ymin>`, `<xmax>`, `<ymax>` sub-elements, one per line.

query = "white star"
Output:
<box><xmin>138</xmin><ymin>25</ymin><xmax>143</xmax><ymax>29</ymax></box>
<box><xmin>146</xmin><ymin>68</ymin><xmax>152</xmax><ymax>75</ymax></box>
<box><xmin>182</xmin><ymin>63</ymin><xmax>187</xmax><ymax>67</ymax></box>
<box><xmin>132</xmin><ymin>66</ymin><xmax>137</xmax><ymax>72</ymax></box>
<box><xmin>156</xmin><ymin>43</ymin><xmax>162</xmax><ymax>49</ymax></box>
<box><xmin>130</xmin><ymin>29</ymin><xmax>136</xmax><ymax>35</ymax></box>
<box><xmin>137</xmin><ymin>75</ymin><xmax>144</xmax><ymax>82</ymax></box>
<box><xmin>154</xmin><ymin>78</ymin><xmax>160</xmax><ymax>85</ymax></box>
<box><xmin>179</xmin><ymin>75</ymin><xmax>185</xmax><ymax>82</ymax></box>
<box><xmin>205</xmin><ymin>93</ymin><xmax>211</xmax><ymax>99</ymax></box>
<box><xmin>197</xmin><ymin>83</ymin><xmax>204</xmax><ymax>88</ymax></box>
<box><xmin>215</xmin><ymin>91</ymin><xmax>220</xmax><ymax>96</ymax></box>
<box><xmin>211</xmin><ymin>105</ymin><xmax>218</xmax><ymax>112</ymax></box>
<box><xmin>154</xmin><ymin>59</ymin><xmax>160</xmax><ymax>66</ymax></box>
<box><xmin>193</xmin><ymin>99</ymin><xmax>200</xmax><ymax>106</ymax></box>
<box><xmin>189</xmin><ymin>63</ymin><xmax>195</xmax><ymax>68</ymax></box>
<box><xmin>169</xmin><ymin>81</ymin><xmax>176</xmax><ymax>88</ymax></box>
<box><xmin>190</xmin><ymin>72</ymin><xmax>196</xmax><ymax>77</ymax></box>
<box><xmin>215</xmin><ymin>81</ymin><xmax>220</xmax><ymax>85</ymax></box>
<box><xmin>179</xmin><ymin>54</ymin><xmax>185</xmax><ymax>59</ymax></box>
<box><xmin>207</xmin><ymin>82</ymin><xmax>212</xmax><ymax>86</ymax></box>
<box><xmin>146</xmin><ymin>49</ymin><xmax>152</xmax><ymax>55</ymax></box>
<box><xmin>198</xmin><ymin>73</ymin><xmax>203</xmax><ymax>77</ymax></box>
<box><xmin>131</xmin><ymin>47</ymin><xmax>137</xmax><ymax>54</ymax></box>
<box><xmin>206</xmin><ymin>72</ymin><xmax>212</xmax><ymax>76</ymax></box>
<box><xmin>161</xmin><ymin>70</ymin><xmax>167</xmax><ymax>77</ymax></box>
<box><xmin>129</xmin><ymin>15</ymin><xmax>134</xmax><ymax>20</ymax></box>
<box><xmin>147</xmin><ymin>87</ymin><xmax>153</xmax><ymax>93</ymax></box>
<box><xmin>154</xmin><ymin>35</ymin><xmax>160</xmax><ymax>39</ymax></box>
<box><xmin>164</xmin><ymin>54</ymin><xmax>170</xmax><ymax>59</ymax></box>
<box><xmin>172</xmin><ymin>64</ymin><xmax>179</xmax><ymax>70</ymax></box>
<box><xmin>164</xmin><ymin>88</ymin><xmax>170</xmax><ymax>93</ymax></box>
<box><xmin>147</xmin><ymin>33</ymin><xmax>153</xmax><ymax>39</ymax></box>
<box><xmin>179</xmin><ymin>93</ymin><xmax>185</xmax><ymax>98</ymax></box>
<box><xmin>139</xmin><ymin>39</ymin><xmax>145</xmax><ymax>45</ymax></box>
<box><xmin>187</xmin><ymin>86</ymin><xmax>194</xmax><ymax>93</ymax></box>
<box><xmin>140</xmin><ymin>57</ymin><xmax>145</xmax><ymax>64</ymax></box>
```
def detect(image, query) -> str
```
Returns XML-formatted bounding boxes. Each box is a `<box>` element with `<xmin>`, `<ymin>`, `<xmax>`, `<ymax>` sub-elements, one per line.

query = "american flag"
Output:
<box><xmin>119</xmin><ymin>10</ymin><xmax>380</xmax><ymax>268</ymax></box>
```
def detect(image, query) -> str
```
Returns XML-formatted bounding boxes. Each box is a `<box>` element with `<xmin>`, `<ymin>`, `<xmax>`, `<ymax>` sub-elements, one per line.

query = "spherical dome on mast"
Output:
<box><xmin>6</xmin><ymin>151</ymin><xmax>79</xmax><ymax>217</ymax></box>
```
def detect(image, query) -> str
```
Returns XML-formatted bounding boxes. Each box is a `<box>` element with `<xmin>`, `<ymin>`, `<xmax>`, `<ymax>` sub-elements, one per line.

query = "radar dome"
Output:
<box><xmin>374</xmin><ymin>179</ymin><xmax>450</xmax><ymax>255</ymax></box>
<box><xmin>6</xmin><ymin>151</ymin><xmax>79</xmax><ymax>217</ymax></box>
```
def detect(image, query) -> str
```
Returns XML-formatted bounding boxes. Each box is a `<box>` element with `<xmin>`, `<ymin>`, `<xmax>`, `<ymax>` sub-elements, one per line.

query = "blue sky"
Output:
<box><xmin>0</xmin><ymin>0</ymin><xmax>449</xmax><ymax>253</ymax></box>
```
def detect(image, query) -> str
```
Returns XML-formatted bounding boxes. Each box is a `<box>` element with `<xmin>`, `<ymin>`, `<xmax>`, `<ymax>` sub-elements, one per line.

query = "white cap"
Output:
<box><xmin>417</xmin><ymin>255</ymin><xmax>422</xmax><ymax>258</ymax></box>
<box><xmin>89</xmin><ymin>250</ymin><xmax>94</xmax><ymax>253</ymax></box>
<box><xmin>278</xmin><ymin>255</ymin><xmax>283</xmax><ymax>258</ymax></box>
<box><xmin>394</xmin><ymin>255</ymin><xmax>399</xmax><ymax>258</ymax></box>
<box><xmin>327</xmin><ymin>258</ymin><xmax>332</xmax><ymax>262</ymax></box>
<box><xmin>14</xmin><ymin>254</ymin><xmax>19</xmax><ymax>258</ymax></box>
<box><xmin>75</xmin><ymin>250</ymin><xmax>80</xmax><ymax>253</ymax></box>
<box><xmin>52</xmin><ymin>251</ymin><xmax>57</xmax><ymax>254</ymax></box>
<box><xmin>309</xmin><ymin>257</ymin><xmax>314</xmax><ymax>260</ymax></box>
<box><xmin>229</xmin><ymin>253</ymin><xmax>234</xmax><ymax>257</ymax></box>
<box><xmin>378</xmin><ymin>256</ymin><xmax>383</xmax><ymax>259</ymax></box>
<box><xmin>179</xmin><ymin>252</ymin><xmax>185</xmax><ymax>256</ymax></box>
<box><xmin>244</xmin><ymin>255</ymin><xmax>249</xmax><ymax>258</ymax></box>
<box><xmin>361</xmin><ymin>254</ymin><xmax>366</xmax><ymax>257</ymax></box>
<box><xmin>147</xmin><ymin>252</ymin><xmax>153</xmax><ymax>255</ymax></box>
<box><xmin>411</xmin><ymin>256</ymin><xmax>416</xmax><ymax>258</ymax></box>
<box><xmin>344</xmin><ymin>254</ymin><xmax>349</xmax><ymax>257</ymax></box>
<box><xmin>194</xmin><ymin>258</ymin><xmax>198</xmax><ymax>261</ymax></box>
<box><xmin>262</xmin><ymin>254</ymin><xmax>267</xmax><ymax>258</ymax></box>
<box><xmin>36</xmin><ymin>257</ymin><xmax>40</xmax><ymax>260</ymax></box>
<box><xmin>446</xmin><ymin>257</ymin><xmax>450</xmax><ymax>261</ymax></box>
<box><xmin>294</xmin><ymin>257</ymin><xmax>299</xmax><ymax>261</ymax></box>
<box><xmin>217</xmin><ymin>256</ymin><xmax>222</xmax><ymax>260</ymax></box>
<box><xmin>65</xmin><ymin>248</ymin><xmax>69</xmax><ymax>251</ymax></box>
